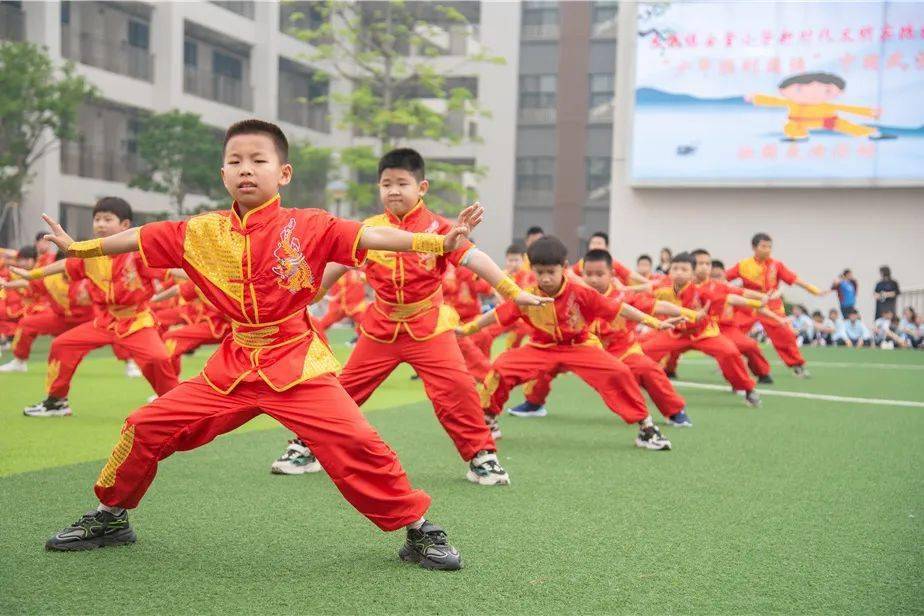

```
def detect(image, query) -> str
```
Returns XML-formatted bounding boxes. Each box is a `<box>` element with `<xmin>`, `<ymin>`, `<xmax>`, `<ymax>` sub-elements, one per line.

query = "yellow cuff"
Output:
<box><xmin>745</xmin><ymin>298</ymin><xmax>763</xmax><ymax>309</ymax></box>
<box><xmin>641</xmin><ymin>315</ymin><xmax>662</xmax><ymax>328</ymax></box>
<box><xmin>680</xmin><ymin>308</ymin><xmax>699</xmax><ymax>322</ymax></box>
<box><xmin>805</xmin><ymin>284</ymin><xmax>820</xmax><ymax>295</ymax></box>
<box><xmin>495</xmin><ymin>276</ymin><xmax>522</xmax><ymax>301</ymax></box>
<box><xmin>411</xmin><ymin>233</ymin><xmax>445</xmax><ymax>255</ymax></box>
<box><xmin>458</xmin><ymin>320</ymin><xmax>480</xmax><ymax>336</ymax></box>
<box><xmin>67</xmin><ymin>238</ymin><xmax>104</xmax><ymax>259</ymax></box>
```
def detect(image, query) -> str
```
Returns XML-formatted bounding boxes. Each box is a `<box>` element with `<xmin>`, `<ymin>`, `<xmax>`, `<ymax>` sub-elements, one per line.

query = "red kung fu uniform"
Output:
<box><xmin>524</xmin><ymin>285</ymin><xmax>686</xmax><ymax>418</ymax></box>
<box><xmin>316</xmin><ymin>268</ymin><xmax>368</xmax><ymax>334</ymax></box>
<box><xmin>481</xmin><ymin>278</ymin><xmax>650</xmax><ymax>424</ymax></box>
<box><xmin>711</xmin><ymin>279</ymin><xmax>771</xmax><ymax>378</ymax></box>
<box><xmin>726</xmin><ymin>256</ymin><xmax>805</xmax><ymax>368</ymax></box>
<box><xmin>92</xmin><ymin>195</ymin><xmax>429</xmax><ymax>531</ymax></box>
<box><xmin>444</xmin><ymin>264</ymin><xmax>493</xmax><ymax>381</ymax></box>
<box><xmin>11</xmin><ymin>273</ymin><xmax>94</xmax><ymax>361</ymax></box>
<box><xmin>161</xmin><ymin>280</ymin><xmax>231</xmax><ymax>376</ymax></box>
<box><xmin>469</xmin><ymin>266</ymin><xmax>536</xmax><ymax>358</ymax></box>
<box><xmin>640</xmin><ymin>278</ymin><xmax>756</xmax><ymax>392</ymax></box>
<box><xmin>337</xmin><ymin>200</ymin><xmax>496</xmax><ymax>461</ymax></box>
<box><xmin>44</xmin><ymin>252</ymin><xmax>179</xmax><ymax>399</ymax></box>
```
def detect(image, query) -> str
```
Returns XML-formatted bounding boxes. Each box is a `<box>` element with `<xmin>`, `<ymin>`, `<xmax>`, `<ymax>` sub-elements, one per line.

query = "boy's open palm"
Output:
<box><xmin>41</xmin><ymin>214</ymin><xmax>75</xmax><ymax>253</ymax></box>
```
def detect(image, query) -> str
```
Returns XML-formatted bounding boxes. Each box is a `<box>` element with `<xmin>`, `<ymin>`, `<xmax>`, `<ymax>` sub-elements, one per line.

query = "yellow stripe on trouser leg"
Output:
<box><xmin>96</xmin><ymin>424</ymin><xmax>136</xmax><ymax>488</ymax></box>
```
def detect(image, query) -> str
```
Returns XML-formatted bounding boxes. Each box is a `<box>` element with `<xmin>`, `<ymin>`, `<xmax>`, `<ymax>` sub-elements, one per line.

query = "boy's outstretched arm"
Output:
<box><xmin>8</xmin><ymin>259</ymin><xmax>67</xmax><ymax>280</ymax></box>
<box><xmin>310</xmin><ymin>263</ymin><xmax>350</xmax><ymax>305</ymax></box>
<box><xmin>456</xmin><ymin>310</ymin><xmax>499</xmax><ymax>336</ymax></box>
<box><xmin>462</xmin><ymin>250</ymin><xmax>551</xmax><ymax>307</ymax></box>
<box><xmin>357</xmin><ymin>202</ymin><xmax>484</xmax><ymax>254</ymax></box>
<box><xmin>41</xmin><ymin>214</ymin><xmax>139</xmax><ymax>257</ymax></box>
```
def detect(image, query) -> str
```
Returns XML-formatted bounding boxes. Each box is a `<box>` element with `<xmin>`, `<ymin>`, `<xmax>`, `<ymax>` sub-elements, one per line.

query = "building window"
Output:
<box><xmin>128</xmin><ymin>20</ymin><xmax>149</xmax><ymax>50</ymax></box>
<box><xmin>516</xmin><ymin>157</ymin><xmax>556</xmax><ymax>192</ymax></box>
<box><xmin>522</xmin><ymin>1</ymin><xmax>558</xmax><ymax>27</ymax></box>
<box><xmin>213</xmin><ymin>51</ymin><xmax>242</xmax><ymax>80</ymax></box>
<box><xmin>61</xmin><ymin>1</ymin><xmax>70</xmax><ymax>24</ymax></box>
<box><xmin>589</xmin><ymin>73</ymin><xmax>614</xmax><ymax>108</ymax></box>
<box><xmin>586</xmin><ymin>157</ymin><xmax>611</xmax><ymax>192</ymax></box>
<box><xmin>519</xmin><ymin>75</ymin><xmax>556</xmax><ymax>109</ymax></box>
<box><xmin>592</xmin><ymin>1</ymin><xmax>618</xmax><ymax>26</ymax></box>
<box><xmin>183</xmin><ymin>40</ymin><xmax>197</xmax><ymax>67</ymax></box>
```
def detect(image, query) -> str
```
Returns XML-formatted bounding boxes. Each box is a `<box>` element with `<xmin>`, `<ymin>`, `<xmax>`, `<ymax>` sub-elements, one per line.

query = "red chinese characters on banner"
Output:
<box><xmin>737</xmin><ymin>142</ymin><xmax>881</xmax><ymax>162</ymax></box>
<box><xmin>661</xmin><ymin>53</ymin><xmax>924</xmax><ymax>77</ymax></box>
<box><xmin>649</xmin><ymin>24</ymin><xmax>921</xmax><ymax>48</ymax></box>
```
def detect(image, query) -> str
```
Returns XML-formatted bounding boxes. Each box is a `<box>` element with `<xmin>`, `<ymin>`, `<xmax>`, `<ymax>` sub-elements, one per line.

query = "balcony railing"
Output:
<box><xmin>514</xmin><ymin>188</ymin><xmax>555</xmax><ymax>207</ymax></box>
<box><xmin>591</xmin><ymin>17</ymin><xmax>618</xmax><ymax>39</ymax></box>
<box><xmin>184</xmin><ymin>65</ymin><xmax>253</xmax><ymax>110</ymax></box>
<box><xmin>210</xmin><ymin>1</ymin><xmax>255</xmax><ymax>19</ymax></box>
<box><xmin>0</xmin><ymin>3</ymin><xmax>25</xmax><ymax>42</ymax></box>
<box><xmin>61</xmin><ymin>30</ymin><xmax>154</xmax><ymax>82</ymax></box>
<box><xmin>521</xmin><ymin>23</ymin><xmax>559</xmax><ymax>41</ymax></box>
<box><xmin>278</xmin><ymin>100</ymin><xmax>330</xmax><ymax>133</ymax></box>
<box><xmin>60</xmin><ymin>141</ymin><xmax>143</xmax><ymax>183</ymax></box>
<box><xmin>518</xmin><ymin>107</ymin><xmax>557</xmax><ymax>125</ymax></box>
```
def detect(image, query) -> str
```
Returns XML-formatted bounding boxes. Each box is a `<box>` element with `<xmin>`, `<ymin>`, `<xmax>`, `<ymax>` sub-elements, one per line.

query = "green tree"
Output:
<box><xmin>129</xmin><ymin>111</ymin><xmax>223</xmax><ymax>217</ymax></box>
<box><xmin>283</xmin><ymin>0</ymin><xmax>500</xmax><ymax>217</ymax></box>
<box><xmin>282</xmin><ymin>140</ymin><xmax>333</xmax><ymax>209</ymax></box>
<box><xmin>0</xmin><ymin>42</ymin><xmax>96</xmax><ymax>245</ymax></box>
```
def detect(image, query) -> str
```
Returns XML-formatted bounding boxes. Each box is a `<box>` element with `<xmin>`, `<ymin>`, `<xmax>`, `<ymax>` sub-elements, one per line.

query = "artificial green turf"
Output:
<box><xmin>1</xmin><ymin>331</ymin><xmax>921</xmax><ymax>614</ymax></box>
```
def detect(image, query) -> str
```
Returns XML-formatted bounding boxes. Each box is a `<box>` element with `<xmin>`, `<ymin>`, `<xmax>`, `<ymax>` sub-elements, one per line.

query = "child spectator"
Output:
<box><xmin>811</xmin><ymin>310</ymin><xmax>833</xmax><ymax>346</ymax></box>
<box><xmin>655</xmin><ymin>247</ymin><xmax>672</xmax><ymax>275</ymax></box>
<box><xmin>788</xmin><ymin>305</ymin><xmax>814</xmax><ymax>346</ymax></box>
<box><xmin>873</xmin><ymin>309</ymin><xmax>908</xmax><ymax>349</ymax></box>
<box><xmin>834</xmin><ymin>308</ymin><xmax>872</xmax><ymax>348</ymax></box>
<box><xmin>899</xmin><ymin>307</ymin><xmax>922</xmax><ymax>348</ymax></box>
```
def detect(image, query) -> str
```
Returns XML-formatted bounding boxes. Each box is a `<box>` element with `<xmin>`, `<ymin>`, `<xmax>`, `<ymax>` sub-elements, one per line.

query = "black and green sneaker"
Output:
<box><xmin>45</xmin><ymin>509</ymin><xmax>136</xmax><ymax>551</ymax></box>
<box><xmin>398</xmin><ymin>521</ymin><xmax>462</xmax><ymax>571</ymax></box>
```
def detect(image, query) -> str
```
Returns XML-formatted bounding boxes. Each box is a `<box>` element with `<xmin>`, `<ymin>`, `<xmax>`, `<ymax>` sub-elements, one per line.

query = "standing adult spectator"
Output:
<box><xmin>832</xmin><ymin>269</ymin><xmax>858</xmax><ymax>317</ymax></box>
<box><xmin>655</xmin><ymin>247</ymin><xmax>672</xmax><ymax>275</ymax></box>
<box><xmin>873</xmin><ymin>266</ymin><xmax>900</xmax><ymax>319</ymax></box>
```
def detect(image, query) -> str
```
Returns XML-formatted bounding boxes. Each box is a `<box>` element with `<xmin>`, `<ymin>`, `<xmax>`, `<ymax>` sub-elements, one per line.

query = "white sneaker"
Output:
<box><xmin>125</xmin><ymin>360</ymin><xmax>142</xmax><ymax>378</ymax></box>
<box><xmin>147</xmin><ymin>394</ymin><xmax>158</xmax><ymax>403</ymax></box>
<box><xmin>23</xmin><ymin>397</ymin><xmax>72</xmax><ymax>417</ymax></box>
<box><xmin>270</xmin><ymin>439</ymin><xmax>322</xmax><ymax>475</ymax></box>
<box><xmin>465</xmin><ymin>450</ymin><xmax>510</xmax><ymax>486</ymax></box>
<box><xmin>635</xmin><ymin>424</ymin><xmax>672</xmax><ymax>451</ymax></box>
<box><xmin>0</xmin><ymin>358</ymin><xmax>28</xmax><ymax>372</ymax></box>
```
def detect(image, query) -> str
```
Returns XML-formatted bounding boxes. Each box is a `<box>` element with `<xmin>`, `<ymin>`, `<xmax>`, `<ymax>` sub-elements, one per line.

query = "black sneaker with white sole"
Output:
<box><xmin>23</xmin><ymin>397</ymin><xmax>72</xmax><ymax>417</ymax></box>
<box><xmin>466</xmin><ymin>450</ymin><xmax>510</xmax><ymax>486</ymax></box>
<box><xmin>45</xmin><ymin>509</ymin><xmax>136</xmax><ymax>551</ymax></box>
<box><xmin>744</xmin><ymin>390</ymin><xmax>762</xmax><ymax>408</ymax></box>
<box><xmin>635</xmin><ymin>425</ymin><xmax>672</xmax><ymax>450</ymax></box>
<box><xmin>792</xmin><ymin>365</ymin><xmax>811</xmax><ymax>379</ymax></box>
<box><xmin>270</xmin><ymin>439</ymin><xmax>322</xmax><ymax>475</ymax></box>
<box><xmin>398</xmin><ymin>521</ymin><xmax>462</xmax><ymax>571</ymax></box>
<box><xmin>758</xmin><ymin>374</ymin><xmax>774</xmax><ymax>385</ymax></box>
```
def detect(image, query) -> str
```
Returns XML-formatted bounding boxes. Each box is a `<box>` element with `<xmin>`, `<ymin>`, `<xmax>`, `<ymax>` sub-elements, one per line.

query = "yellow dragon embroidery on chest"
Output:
<box><xmin>272</xmin><ymin>218</ymin><xmax>315</xmax><ymax>294</ymax></box>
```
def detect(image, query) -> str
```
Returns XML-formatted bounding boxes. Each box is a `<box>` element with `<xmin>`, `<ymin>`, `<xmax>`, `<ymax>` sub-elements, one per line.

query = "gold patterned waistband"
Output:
<box><xmin>231</xmin><ymin>309</ymin><xmax>311</xmax><ymax>349</ymax></box>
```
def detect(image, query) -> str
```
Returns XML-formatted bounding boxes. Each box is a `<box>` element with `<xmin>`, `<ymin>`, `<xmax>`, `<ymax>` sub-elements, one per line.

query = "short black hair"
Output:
<box><xmin>811</xmin><ymin>310</ymin><xmax>823</xmax><ymax>319</ymax></box>
<box><xmin>93</xmin><ymin>196</ymin><xmax>133</xmax><ymax>223</ymax></box>
<box><xmin>779</xmin><ymin>71</ymin><xmax>846</xmax><ymax>91</ymax></box>
<box><xmin>670</xmin><ymin>251</ymin><xmax>695</xmax><ymax>267</ymax></box>
<box><xmin>751</xmin><ymin>232</ymin><xmax>772</xmax><ymax>248</ymax></box>
<box><xmin>711</xmin><ymin>259</ymin><xmax>725</xmax><ymax>269</ymax></box>
<box><xmin>637</xmin><ymin>253</ymin><xmax>652</xmax><ymax>264</ymax></box>
<box><xmin>880</xmin><ymin>265</ymin><xmax>891</xmax><ymax>279</ymax></box>
<box><xmin>590</xmin><ymin>231</ymin><xmax>609</xmax><ymax>245</ymax></box>
<box><xmin>17</xmin><ymin>245</ymin><xmax>37</xmax><ymax>260</ymax></box>
<box><xmin>527</xmin><ymin>236</ymin><xmax>568</xmax><ymax>266</ymax></box>
<box><xmin>224</xmin><ymin>119</ymin><xmax>289</xmax><ymax>163</ymax></box>
<box><xmin>583</xmin><ymin>248</ymin><xmax>613</xmax><ymax>267</ymax></box>
<box><xmin>506</xmin><ymin>242</ymin><xmax>526</xmax><ymax>256</ymax></box>
<box><xmin>847</xmin><ymin>308</ymin><xmax>859</xmax><ymax>317</ymax></box>
<box><xmin>691</xmin><ymin>248</ymin><xmax>710</xmax><ymax>259</ymax></box>
<box><xmin>378</xmin><ymin>148</ymin><xmax>425</xmax><ymax>182</ymax></box>
<box><xmin>35</xmin><ymin>231</ymin><xmax>47</xmax><ymax>242</ymax></box>
<box><xmin>842</xmin><ymin>269</ymin><xmax>852</xmax><ymax>277</ymax></box>
<box><xmin>526</xmin><ymin>226</ymin><xmax>545</xmax><ymax>237</ymax></box>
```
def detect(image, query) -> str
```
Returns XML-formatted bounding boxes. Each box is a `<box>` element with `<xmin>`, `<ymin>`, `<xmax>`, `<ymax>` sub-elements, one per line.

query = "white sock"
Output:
<box><xmin>407</xmin><ymin>517</ymin><xmax>426</xmax><ymax>530</ymax></box>
<box><xmin>97</xmin><ymin>503</ymin><xmax>125</xmax><ymax>516</ymax></box>
<box><xmin>639</xmin><ymin>416</ymin><xmax>654</xmax><ymax>428</ymax></box>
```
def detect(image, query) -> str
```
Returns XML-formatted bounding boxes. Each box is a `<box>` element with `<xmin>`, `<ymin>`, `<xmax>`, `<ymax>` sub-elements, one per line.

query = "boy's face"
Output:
<box><xmin>793</xmin><ymin>306</ymin><xmax>803</xmax><ymax>316</ymax></box>
<box><xmin>848</xmin><ymin>312</ymin><xmax>859</xmax><ymax>322</ymax></box>
<box><xmin>710</xmin><ymin>265</ymin><xmax>725</xmax><ymax>280</ymax></box>
<box><xmin>379</xmin><ymin>168</ymin><xmax>427</xmax><ymax>217</ymax></box>
<box><xmin>588</xmin><ymin>236</ymin><xmax>608</xmax><ymax>251</ymax></box>
<box><xmin>581</xmin><ymin>260</ymin><xmax>612</xmax><ymax>293</ymax></box>
<box><xmin>16</xmin><ymin>256</ymin><xmax>36</xmax><ymax>270</ymax></box>
<box><xmin>754</xmin><ymin>240</ymin><xmax>773</xmax><ymax>261</ymax></box>
<box><xmin>829</xmin><ymin>309</ymin><xmax>839</xmax><ymax>319</ymax></box>
<box><xmin>533</xmin><ymin>263</ymin><xmax>565</xmax><ymax>295</ymax></box>
<box><xmin>883</xmin><ymin>310</ymin><xmax>893</xmax><ymax>320</ymax></box>
<box><xmin>779</xmin><ymin>81</ymin><xmax>842</xmax><ymax>105</ymax></box>
<box><xmin>505</xmin><ymin>252</ymin><xmax>525</xmax><ymax>272</ymax></box>
<box><xmin>693</xmin><ymin>254</ymin><xmax>711</xmax><ymax>281</ymax></box>
<box><xmin>93</xmin><ymin>212</ymin><xmax>131</xmax><ymax>238</ymax></box>
<box><xmin>636</xmin><ymin>259</ymin><xmax>652</xmax><ymax>277</ymax></box>
<box><xmin>35</xmin><ymin>237</ymin><xmax>52</xmax><ymax>254</ymax></box>
<box><xmin>221</xmin><ymin>133</ymin><xmax>291</xmax><ymax>209</ymax></box>
<box><xmin>669</xmin><ymin>261</ymin><xmax>692</xmax><ymax>287</ymax></box>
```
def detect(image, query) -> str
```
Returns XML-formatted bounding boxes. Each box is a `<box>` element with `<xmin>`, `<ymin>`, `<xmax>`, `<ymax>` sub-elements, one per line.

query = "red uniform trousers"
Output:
<box><xmin>154</xmin><ymin>306</ymin><xmax>188</xmax><ymax>334</ymax></box>
<box><xmin>47</xmin><ymin>321</ymin><xmax>179</xmax><ymax>398</ymax></box>
<box><xmin>0</xmin><ymin>317</ymin><xmax>18</xmax><ymax>337</ymax></box>
<box><xmin>94</xmin><ymin>374</ymin><xmax>430</xmax><ymax>531</ymax></box>
<box><xmin>483</xmin><ymin>344</ymin><xmax>649</xmax><ymax>423</ymax></box>
<box><xmin>738</xmin><ymin>312</ymin><xmax>805</xmax><ymax>367</ymax></box>
<box><xmin>524</xmin><ymin>350</ymin><xmax>685</xmax><ymax>418</ymax></box>
<box><xmin>318</xmin><ymin>303</ymin><xmax>348</xmax><ymax>331</ymax></box>
<box><xmin>163</xmin><ymin>321</ymin><xmax>223</xmax><ymax>375</ymax></box>
<box><xmin>338</xmin><ymin>331</ymin><xmax>496</xmax><ymax>461</ymax></box>
<box><xmin>641</xmin><ymin>332</ymin><xmax>756</xmax><ymax>392</ymax></box>
<box><xmin>720</xmin><ymin>324</ymin><xmax>771</xmax><ymax>378</ymax></box>
<box><xmin>456</xmin><ymin>334</ymin><xmax>492</xmax><ymax>382</ymax></box>
<box><xmin>12</xmin><ymin>309</ymin><xmax>91</xmax><ymax>360</ymax></box>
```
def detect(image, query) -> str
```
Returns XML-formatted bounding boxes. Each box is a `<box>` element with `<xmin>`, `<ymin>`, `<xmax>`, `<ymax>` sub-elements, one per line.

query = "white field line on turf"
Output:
<box><xmin>676</xmin><ymin>358</ymin><xmax>924</xmax><ymax>371</ymax></box>
<box><xmin>673</xmin><ymin>380</ymin><xmax>924</xmax><ymax>408</ymax></box>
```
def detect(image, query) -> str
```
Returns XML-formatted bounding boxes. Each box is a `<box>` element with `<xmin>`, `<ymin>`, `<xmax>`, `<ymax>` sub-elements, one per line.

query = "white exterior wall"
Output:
<box><xmin>609</xmin><ymin>2</ymin><xmax>924</xmax><ymax>320</ymax></box>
